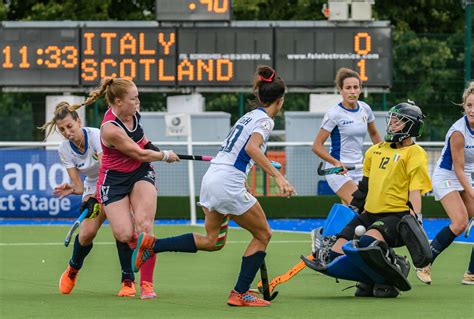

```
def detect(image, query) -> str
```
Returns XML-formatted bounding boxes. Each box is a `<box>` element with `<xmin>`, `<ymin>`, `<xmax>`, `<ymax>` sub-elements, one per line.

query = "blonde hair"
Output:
<box><xmin>462</xmin><ymin>81</ymin><xmax>474</xmax><ymax>105</ymax></box>
<box><xmin>39</xmin><ymin>77</ymin><xmax>135</xmax><ymax>138</ymax></box>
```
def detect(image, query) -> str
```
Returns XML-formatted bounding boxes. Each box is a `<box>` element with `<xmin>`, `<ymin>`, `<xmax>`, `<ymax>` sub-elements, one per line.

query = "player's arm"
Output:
<box><xmin>367</xmin><ymin>122</ymin><xmax>382</xmax><ymax>144</ymax></box>
<box><xmin>245</xmin><ymin>133</ymin><xmax>295</xmax><ymax>197</ymax></box>
<box><xmin>312</xmin><ymin>128</ymin><xmax>339</xmax><ymax>164</ymax></box>
<box><xmin>408</xmin><ymin>190</ymin><xmax>422</xmax><ymax>218</ymax></box>
<box><xmin>101</xmin><ymin>123</ymin><xmax>178</xmax><ymax>163</ymax></box>
<box><xmin>53</xmin><ymin>167</ymin><xmax>84</xmax><ymax>198</ymax></box>
<box><xmin>450</xmin><ymin>132</ymin><xmax>474</xmax><ymax>197</ymax></box>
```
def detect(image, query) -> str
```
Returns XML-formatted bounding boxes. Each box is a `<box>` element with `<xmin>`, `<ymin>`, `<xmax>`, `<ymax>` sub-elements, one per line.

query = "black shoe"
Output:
<box><xmin>355</xmin><ymin>282</ymin><xmax>374</xmax><ymax>297</ymax></box>
<box><xmin>373</xmin><ymin>284</ymin><xmax>400</xmax><ymax>298</ymax></box>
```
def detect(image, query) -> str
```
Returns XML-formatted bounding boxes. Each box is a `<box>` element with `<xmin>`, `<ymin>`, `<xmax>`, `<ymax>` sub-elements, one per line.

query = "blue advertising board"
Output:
<box><xmin>0</xmin><ymin>149</ymin><xmax>82</xmax><ymax>218</ymax></box>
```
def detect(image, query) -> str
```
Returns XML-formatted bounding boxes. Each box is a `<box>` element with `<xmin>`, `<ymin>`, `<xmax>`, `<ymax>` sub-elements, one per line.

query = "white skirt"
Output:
<box><xmin>199</xmin><ymin>164</ymin><xmax>257</xmax><ymax>216</ymax></box>
<box><xmin>324</xmin><ymin>163</ymin><xmax>363</xmax><ymax>193</ymax></box>
<box><xmin>432</xmin><ymin>167</ymin><xmax>472</xmax><ymax>201</ymax></box>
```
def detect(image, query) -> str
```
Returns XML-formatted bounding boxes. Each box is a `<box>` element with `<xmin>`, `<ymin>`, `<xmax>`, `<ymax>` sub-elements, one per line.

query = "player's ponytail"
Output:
<box><xmin>252</xmin><ymin>65</ymin><xmax>286</xmax><ymax>107</ymax></box>
<box><xmin>38</xmin><ymin>101</ymin><xmax>81</xmax><ymax>139</ymax></box>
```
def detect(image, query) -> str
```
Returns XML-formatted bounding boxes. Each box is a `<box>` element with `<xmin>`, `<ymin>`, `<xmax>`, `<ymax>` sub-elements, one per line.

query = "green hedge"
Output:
<box><xmin>156</xmin><ymin>196</ymin><xmax>446</xmax><ymax>219</ymax></box>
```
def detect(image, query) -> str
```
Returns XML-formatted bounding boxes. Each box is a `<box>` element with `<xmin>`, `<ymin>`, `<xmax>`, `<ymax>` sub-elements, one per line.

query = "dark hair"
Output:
<box><xmin>335</xmin><ymin>68</ymin><xmax>361</xmax><ymax>90</ymax></box>
<box><xmin>39</xmin><ymin>77</ymin><xmax>136</xmax><ymax>138</ymax></box>
<box><xmin>251</xmin><ymin>65</ymin><xmax>286</xmax><ymax>107</ymax></box>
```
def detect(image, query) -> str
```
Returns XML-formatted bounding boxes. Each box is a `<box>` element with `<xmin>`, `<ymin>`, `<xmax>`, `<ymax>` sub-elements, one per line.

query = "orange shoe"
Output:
<box><xmin>59</xmin><ymin>265</ymin><xmax>79</xmax><ymax>294</ymax></box>
<box><xmin>132</xmin><ymin>233</ymin><xmax>156</xmax><ymax>273</ymax></box>
<box><xmin>140</xmin><ymin>281</ymin><xmax>157</xmax><ymax>300</ymax></box>
<box><xmin>117</xmin><ymin>279</ymin><xmax>136</xmax><ymax>297</ymax></box>
<box><xmin>227</xmin><ymin>290</ymin><xmax>271</xmax><ymax>307</ymax></box>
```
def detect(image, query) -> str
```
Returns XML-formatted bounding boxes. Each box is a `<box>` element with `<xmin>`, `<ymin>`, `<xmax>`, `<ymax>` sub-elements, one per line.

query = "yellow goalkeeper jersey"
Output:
<box><xmin>363</xmin><ymin>142</ymin><xmax>432</xmax><ymax>214</ymax></box>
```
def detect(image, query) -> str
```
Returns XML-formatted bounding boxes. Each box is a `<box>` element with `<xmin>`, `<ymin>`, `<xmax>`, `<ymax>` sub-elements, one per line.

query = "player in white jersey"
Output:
<box><xmin>312</xmin><ymin>68</ymin><xmax>381</xmax><ymax>204</ymax></box>
<box><xmin>132</xmin><ymin>66</ymin><xmax>295</xmax><ymax>307</ymax></box>
<box><xmin>40</xmin><ymin>102</ymin><xmax>136</xmax><ymax>297</ymax></box>
<box><xmin>416</xmin><ymin>81</ymin><xmax>474</xmax><ymax>285</ymax></box>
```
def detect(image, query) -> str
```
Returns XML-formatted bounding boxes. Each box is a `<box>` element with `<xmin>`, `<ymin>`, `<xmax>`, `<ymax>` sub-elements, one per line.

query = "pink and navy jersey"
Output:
<box><xmin>437</xmin><ymin>116</ymin><xmax>474</xmax><ymax>173</ymax></box>
<box><xmin>99</xmin><ymin>108</ymin><xmax>147</xmax><ymax>174</ymax></box>
<box><xmin>321</xmin><ymin>101</ymin><xmax>375</xmax><ymax>165</ymax></box>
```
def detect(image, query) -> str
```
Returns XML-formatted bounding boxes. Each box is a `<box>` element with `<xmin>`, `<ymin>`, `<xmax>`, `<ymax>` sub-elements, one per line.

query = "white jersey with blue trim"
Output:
<box><xmin>321</xmin><ymin>101</ymin><xmax>375</xmax><ymax>165</ymax></box>
<box><xmin>436</xmin><ymin>116</ymin><xmax>474</xmax><ymax>173</ymax></box>
<box><xmin>58</xmin><ymin>127</ymin><xmax>102</xmax><ymax>186</ymax></box>
<box><xmin>211</xmin><ymin>108</ymin><xmax>274</xmax><ymax>175</ymax></box>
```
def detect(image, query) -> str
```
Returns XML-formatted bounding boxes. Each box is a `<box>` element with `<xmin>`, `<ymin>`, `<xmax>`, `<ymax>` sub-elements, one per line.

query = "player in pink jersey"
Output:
<box><xmin>96</xmin><ymin>78</ymin><xmax>180</xmax><ymax>299</ymax></box>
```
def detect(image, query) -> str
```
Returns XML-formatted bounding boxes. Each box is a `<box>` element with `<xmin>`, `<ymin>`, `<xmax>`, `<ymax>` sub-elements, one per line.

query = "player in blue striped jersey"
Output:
<box><xmin>312</xmin><ymin>68</ymin><xmax>382</xmax><ymax>205</ymax></box>
<box><xmin>416</xmin><ymin>81</ymin><xmax>474</xmax><ymax>285</ymax></box>
<box><xmin>132</xmin><ymin>66</ymin><xmax>295</xmax><ymax>307</ymax></box>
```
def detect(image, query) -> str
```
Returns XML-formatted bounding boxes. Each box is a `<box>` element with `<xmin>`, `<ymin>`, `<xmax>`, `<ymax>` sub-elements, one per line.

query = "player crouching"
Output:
<box><xmin>304</xmin><ymin>101</ymin><xmax>433</xmax><ymax>297</ymax></box>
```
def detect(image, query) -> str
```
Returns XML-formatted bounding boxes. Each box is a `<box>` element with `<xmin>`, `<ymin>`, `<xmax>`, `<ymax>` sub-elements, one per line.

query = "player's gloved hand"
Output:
<box><xmin>80</xmin><ymin>197</ymin><xmax>101</xmax><ymax>219</ymax></box>
<box><xmin>144</xmin><ymin>141</ymin><xmax>160</xmax><ymax>152</ymax></box>
<box><xmin>348</xmin><ymin>204</ymin><xmax>362</xmax><ymax>214</ymax></box>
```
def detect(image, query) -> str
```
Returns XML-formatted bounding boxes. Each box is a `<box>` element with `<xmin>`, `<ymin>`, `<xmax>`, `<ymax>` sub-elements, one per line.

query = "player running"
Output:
<box><xmin>131</xmin><ymin>65</ymin><xmax>296</xmax><ymax>307</ymax></box>
<box><xmin>416</xmin><ymin>81</ymin><xmax>474</xmax><ymax>285</ymax></box>
<box><xmin>40</xmin><ymin>102</ymin><xmax>135</xmax><ymax>296</ymax></box>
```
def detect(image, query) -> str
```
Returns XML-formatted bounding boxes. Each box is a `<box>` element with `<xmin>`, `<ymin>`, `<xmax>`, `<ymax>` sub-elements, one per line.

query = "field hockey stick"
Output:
<box><xmin>259</xmin><ymin>260</ymin><xmax>279</xmax><ymax>301</ymax></box>
<box><xmin>177</xmin><ymin>154</ymin><xmax>213</xmax><ymax>161</ymax></box>
<box><xmin>465</xmin><ymin>217</ymin><xmax>473</xmax><ymax>238</ymax></box>
<box><xmin>176</xmin><ymin>154</ymin><xmax>282</xmax><ymax>169</ymax></box>
<box><xmin>256</xmin><ymin>254</ymin><xmax>314</xmax><ymax>295</ymax></box>
<box><xmin>64</xmin><ymin>208</ymin><xmax>88</xmax><ymax>247</ymax></box>
<box><xmin>317</xmin><ymin>162</ymin><xmax>362</xmax><ymax>176</ymax></box>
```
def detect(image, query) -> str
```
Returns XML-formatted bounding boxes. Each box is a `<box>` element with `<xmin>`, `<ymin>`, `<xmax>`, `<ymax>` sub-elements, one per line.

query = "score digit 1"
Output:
<box><xmin>354</xmin><ymin>32</ymin><xmax>371</xmax><ymax>82</ymax></box>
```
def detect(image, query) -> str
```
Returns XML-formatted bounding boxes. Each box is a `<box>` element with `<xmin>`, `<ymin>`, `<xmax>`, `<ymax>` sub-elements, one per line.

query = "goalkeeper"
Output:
<box><xmin>305</xmin><ymin>101</ymin><xmax>432</xmax><ymax>297</ymax></box>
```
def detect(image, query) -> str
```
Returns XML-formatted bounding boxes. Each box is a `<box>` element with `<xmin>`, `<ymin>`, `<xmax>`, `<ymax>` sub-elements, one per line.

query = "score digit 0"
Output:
<box><xmin>354</xmin><ymin>32</ymin><xmax>371</xmax><ymax>82</ymax></box>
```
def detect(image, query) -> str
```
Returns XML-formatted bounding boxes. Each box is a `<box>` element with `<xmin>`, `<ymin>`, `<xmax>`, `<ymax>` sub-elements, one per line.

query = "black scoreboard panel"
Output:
<box><xmin>275</xmin><ymin>27</ymin><xmax>392</xmax><ymax>87</ymax></box>
<box><xmin>178</xmin><ymin>28</ymin><xmax>273</xmax><ymax>86</ymax></box>
<box><xmin>0</xmin><ymin>23</ymin><xmax>392</xmax><ymax>89</ymax></box>
<box><xmin>156</xmin><ymin>0</ymin><xmax>231</xmax><ymax>21</ymax></box>
<box><xmin>80</xmin><ymin>27</ymin><xmax>176</xmax><ymax>86</ymax></box>
<box><xmin>0</xmin><ymin>27</ymin><xmax>80</xmax><ymax>86</ymax></box>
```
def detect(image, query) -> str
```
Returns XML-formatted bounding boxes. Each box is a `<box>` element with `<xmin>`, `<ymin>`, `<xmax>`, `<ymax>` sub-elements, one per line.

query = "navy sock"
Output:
<box><xmin>115</xmin><ymin>240</ymin><xmax>135</xmax><ymax>282</ymax></box>
<box><xmin>329</xmin><ymin>250</ymin><xmax>342</xmax><ymax>262</ymax></box>
<box><xmin>468</xmin><ymin>247</ymin><xmax>474</xmax><ymax>274</ymax></box>
<box><xmin>358</xmin><ymin>235</ymin><xmax>377</xmax><ymax>248</ymax></box>
<box><xmin>69</xmin><ymin>235</ymin><xmax>93</xmax><ymax>270</ymax></box>
<box><xmin>430</xmin><ymin>226</ymin><xmax>457</xmax><ymax>263</ymax></box>
<box><xmin>153</xmin><ymin>233</ymin><xmax>197</xmax><ymax>253</ymax></box>
<box><xmin>234</xmin><ymin>251</ymin><xmax>266</xmax><ymax>294</ymax></box>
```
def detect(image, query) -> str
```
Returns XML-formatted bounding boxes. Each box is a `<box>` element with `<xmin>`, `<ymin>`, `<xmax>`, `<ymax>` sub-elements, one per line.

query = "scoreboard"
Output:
<box><xmin>0</xmin><ymin>21</ymin><xmax>392</xmax><ymax>90</ymax></box>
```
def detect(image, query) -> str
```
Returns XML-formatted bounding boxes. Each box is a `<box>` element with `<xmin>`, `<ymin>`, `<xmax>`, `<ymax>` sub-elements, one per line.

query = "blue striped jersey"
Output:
<box><xmin>321</xmin><ymin>101</ymin><xmax>375</xmax><ymax>165</ymax></box>
<box><xmin>437</xmin><ymin>116</ymin><xmax>474</xmax><ymax>173</ymax></box>
<box><xmin>212</xmin><ymin>108</ymin><xmax>274</xmax><ymax>174</ymax></box>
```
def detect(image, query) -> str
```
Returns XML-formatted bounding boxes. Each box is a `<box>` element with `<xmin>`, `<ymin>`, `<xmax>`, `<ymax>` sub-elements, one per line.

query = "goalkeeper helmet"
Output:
<box><xmin>384</xmin><ymin>101</ymin><xmax>425</xmax><ymax>143</ymax></box>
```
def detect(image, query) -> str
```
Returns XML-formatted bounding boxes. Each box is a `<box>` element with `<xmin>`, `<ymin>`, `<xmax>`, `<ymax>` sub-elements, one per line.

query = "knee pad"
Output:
<box><xmin>398</xmin><ymin>215</ymin><xmax>432</xmax><ymax>268</ymax></box>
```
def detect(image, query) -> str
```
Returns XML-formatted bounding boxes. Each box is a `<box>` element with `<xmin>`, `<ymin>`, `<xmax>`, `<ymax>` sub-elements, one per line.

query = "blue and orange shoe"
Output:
<box><xmin>132</xmin><ymin>233</ymin><xmax>156</xmax><ymax>273</ymax></box>
<box><xmin>59</xmin><ymin>265</ymin><xmax>79</xmax><ymax>294</ymax></box>
<box><xmin>227</xmin><ymin>290</ymin><xmax>271</xmax><ymax>307</ymax></box>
